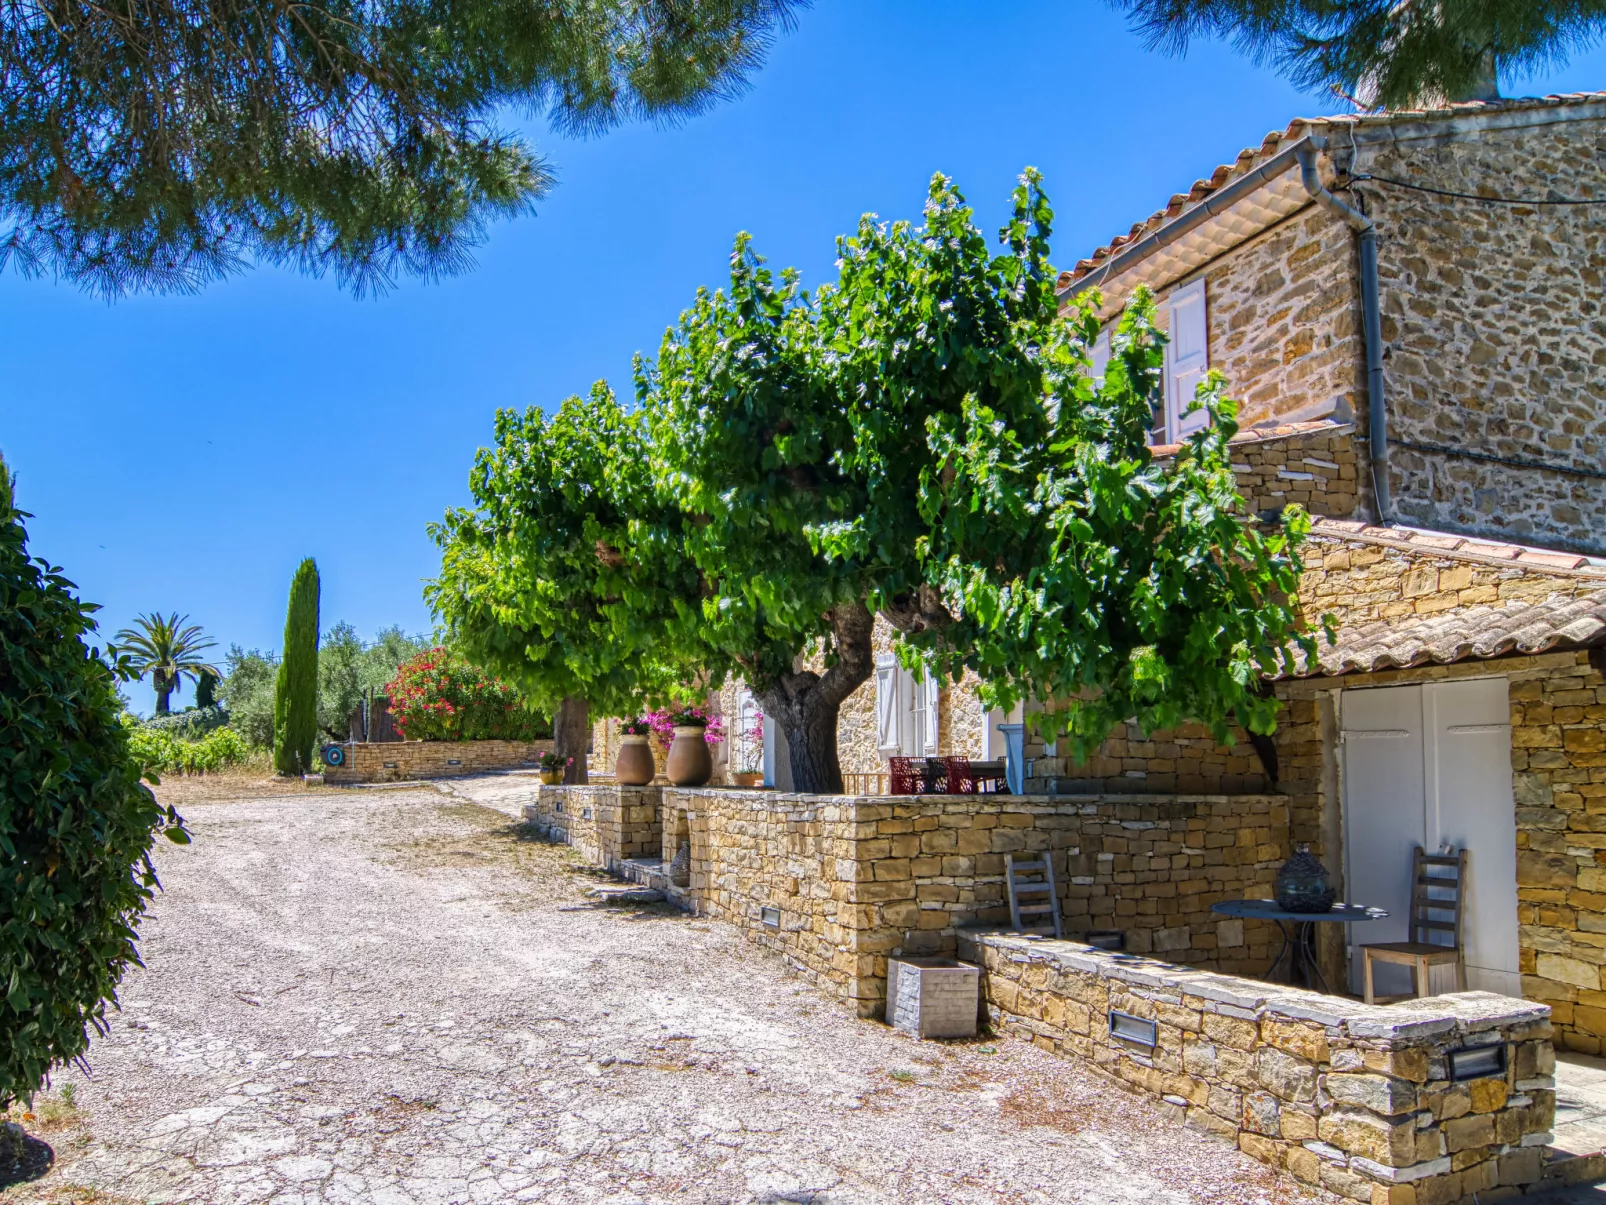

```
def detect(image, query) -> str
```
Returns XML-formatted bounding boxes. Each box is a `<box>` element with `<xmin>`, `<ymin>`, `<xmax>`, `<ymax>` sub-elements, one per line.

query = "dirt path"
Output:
<box><xmin>3</xmin><ymin>779</ymin><xmax>1337</xmax><ymax>1205</ymax></box>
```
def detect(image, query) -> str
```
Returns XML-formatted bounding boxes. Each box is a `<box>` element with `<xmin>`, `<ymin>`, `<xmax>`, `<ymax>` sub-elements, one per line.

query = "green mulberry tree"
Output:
<box><xmin>0</xmin><ymin>455</ymin><xmax>188</xmax><ymax>1114</ymax></box>
<box><xmin>273</xmin><ymin>559</ymin><xmax>321</xmax><ymax>776</ymax></box>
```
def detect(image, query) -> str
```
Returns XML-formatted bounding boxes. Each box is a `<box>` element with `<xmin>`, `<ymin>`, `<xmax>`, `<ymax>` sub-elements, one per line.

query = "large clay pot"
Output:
<box><xmin>615</xmin><ymin>735</ymin><xmax>656</xmax><ymax>786</ymax></box>
<box><xmin>665</xmin><ymin>724</ymin><xmax>713</xmax><ymax>786</ymax></box>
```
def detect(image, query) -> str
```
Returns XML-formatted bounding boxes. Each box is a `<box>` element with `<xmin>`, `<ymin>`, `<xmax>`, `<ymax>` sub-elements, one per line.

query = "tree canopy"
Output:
<box><xmin>432</xmin><ymin>170</ymin><xmax>1323</xmax><ymax>792</ymax></box>
<box><xmin>1</xmin><ymin>0</ymin><xmax>801</xmax><ymax>296</ymax></box>
<box><xmin>1113</xmin><ymin>0</ymin><xmax>1606</xmax><ymax>108</ymax></box>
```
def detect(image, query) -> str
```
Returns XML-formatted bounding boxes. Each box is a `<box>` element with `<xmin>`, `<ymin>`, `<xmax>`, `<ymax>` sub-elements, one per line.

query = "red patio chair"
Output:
<box><xmin>945</xmin><ymin>757</ymin><xmax>977</xmax><ymax>795</ymax></box>
<box><xmin>889</xmin><ymin>756</ymin><xmax>921</xmax><ymax>796</ymax></box>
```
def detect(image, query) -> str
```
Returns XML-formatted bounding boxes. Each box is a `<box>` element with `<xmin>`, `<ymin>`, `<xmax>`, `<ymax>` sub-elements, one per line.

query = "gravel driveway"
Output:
<box><xmin>2</xmin><ymin>776</ymin><xmax>1337</xmax><ymax>1205</ymax></box>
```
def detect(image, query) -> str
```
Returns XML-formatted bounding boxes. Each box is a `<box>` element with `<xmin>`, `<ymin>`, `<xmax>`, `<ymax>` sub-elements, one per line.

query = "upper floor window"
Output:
<box><xmin>1085</xmin><ymin>278</ymin><xmax>1209</xmax><ymax>447</ymax></box>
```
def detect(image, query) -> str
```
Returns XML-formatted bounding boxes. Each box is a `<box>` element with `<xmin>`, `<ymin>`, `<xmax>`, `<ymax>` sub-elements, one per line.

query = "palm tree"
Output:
<box><xmin>115</xmin><ymin>613</ymin><xmax>219</xmax><ymax>715</ymax></box>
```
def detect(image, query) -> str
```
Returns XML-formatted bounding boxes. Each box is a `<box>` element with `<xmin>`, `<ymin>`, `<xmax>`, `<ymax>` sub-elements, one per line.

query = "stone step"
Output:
<box><xmin>584</xmin><ymin>884</ymin><xmax>666</xmax><ymax>905</ymax></box>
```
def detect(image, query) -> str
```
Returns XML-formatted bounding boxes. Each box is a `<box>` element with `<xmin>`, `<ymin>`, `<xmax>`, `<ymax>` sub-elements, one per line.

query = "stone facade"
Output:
<box><xmin>324</xmin><ymin>739</ymin><xmax>553</xmax><ymax>784</ymax></box>
<box><xmin>966</xmin><ymin>931</ymin><xmax>1559</xmax><ymax>1204</ymax></box>
<box><xmin>1141</xmin><ymin>204</ymin><xmax>1366</xmax><ymax>434</ymax></box>
<box><xmin>1342</xmin><ymin>113</ymin><xmax>1606</xmax><ymax>556</ymax></box>
<box><xmin>1091</xmin><ymin>102</ymin><xmax>1606</xmax><ymax>555</ymax></box>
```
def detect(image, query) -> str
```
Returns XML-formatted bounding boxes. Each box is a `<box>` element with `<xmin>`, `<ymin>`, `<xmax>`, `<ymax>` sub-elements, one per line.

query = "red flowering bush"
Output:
<box><xmin>385</xmin><ymin>648</ymin><xmax>550</xmax><ymax>741</ymax></box>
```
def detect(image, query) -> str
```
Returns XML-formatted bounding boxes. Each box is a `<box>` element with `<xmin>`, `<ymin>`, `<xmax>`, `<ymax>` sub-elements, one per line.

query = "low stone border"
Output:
<box><xmin>324</xmin><ymin>739</ymin><xmax>554</xmax><ymax>784</ymax></box>
<box><xmin>962</xmin><ymin>930</ymin><xmax>1561</xmax><ymax>1203</ymax></box>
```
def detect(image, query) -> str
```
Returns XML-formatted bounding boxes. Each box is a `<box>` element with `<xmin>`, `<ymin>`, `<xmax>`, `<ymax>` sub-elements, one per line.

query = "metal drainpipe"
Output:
<box><xmin>1296</xmin><ymin>141</ymin><xmax>1392</xmax><ymax>524</ymax></box>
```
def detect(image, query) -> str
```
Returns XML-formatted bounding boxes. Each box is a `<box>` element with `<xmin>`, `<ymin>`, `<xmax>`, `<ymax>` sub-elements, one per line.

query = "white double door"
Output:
<box><xmin>1341</xmin><ymin>678</ymin><xmax>1520</xmax><ymax>998</ymax></box>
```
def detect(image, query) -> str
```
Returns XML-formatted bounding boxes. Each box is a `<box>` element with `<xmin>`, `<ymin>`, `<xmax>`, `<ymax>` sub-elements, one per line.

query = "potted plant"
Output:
<box><xmin>536</xmin><ymin>751</ymin><xmax>572</xmax><ymax>785</ymax></box>
<box><xmin>661</xmin><ymin>704</ymin><xmax>717</xmax><ymax>787</ymax></box>
<box><xmin>615</xmin><ymin>718</ymin><xmax>656</xmax><ymax>785</ymax></box>
<box><xmin>732</xmin><ymin>704</ymin><xmax>765</xmax><ymax>788</ymax></box>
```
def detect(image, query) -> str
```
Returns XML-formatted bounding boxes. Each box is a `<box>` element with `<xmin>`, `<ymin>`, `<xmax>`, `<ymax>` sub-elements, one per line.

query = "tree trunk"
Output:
<box><xmin>554</xmin><ymin>695</ymin><xmax>590</xmax><ymax>785</ymax></box>
<box><xmin>751</xmin><ymin>601</ymin><xmax>875</xmax><ymax>795</ymax></box>
<box><xmin>154</xmin><ymin>672</ymin><xmax>173</xmax><ymax>715</ymax></box>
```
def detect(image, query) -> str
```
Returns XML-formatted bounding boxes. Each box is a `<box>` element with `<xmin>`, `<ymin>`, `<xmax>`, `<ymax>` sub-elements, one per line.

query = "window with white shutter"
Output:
<box><xmin>1164</xmin><ymin>279</ymin><xmax>1209</xmax><ymax>441</ymax></box>
<box><xmin>1090</xmin><ymin>330</ymin><xmax>1111</xmax><ymax>384</ymax></box>
<box><xmin>912</xmin><ymin>671</ymin><xmax>940</xmax><ymax>755</ymax></box>
<box><xmin>874</xmin><ymin>656</ymin><xmax>903</xmax><ymax>753</ymax></box>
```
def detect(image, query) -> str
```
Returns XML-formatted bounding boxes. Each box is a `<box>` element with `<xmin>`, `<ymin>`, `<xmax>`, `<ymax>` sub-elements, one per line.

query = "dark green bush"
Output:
<box><xmin>140</xmin><ymin>705</ymin><xmax>229</xmax><ymax>739</ymax></box>
<box><xmin>0</xmin><ymin>458</ymin><xmax>188</xmax><ymax>1109</ymax></box>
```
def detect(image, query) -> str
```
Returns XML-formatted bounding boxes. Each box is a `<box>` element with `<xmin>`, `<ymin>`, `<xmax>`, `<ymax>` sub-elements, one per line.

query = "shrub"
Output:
<box><xmin>125</xmin><ymin>720</ymin><xmax>253</xmax><ymax>776</ymax></box>
<box><xmin>273</xmin><ymin>558</ymin><xmax>319</xmax><ymax>775</ymax></box>
<box><xmin>0</xmin><ymin>457</ymin><xmax>188</xmax><ymax>1111</ymax></box>
<box><xmin>645</xmin><ymin>705</ymin><xmax>724</xmax><ymax>747</ymax></box>
<box><xmin>385</xmin><ymin>648</ymin><xmax>551</xmax><ymax>741</ymax></box>
<box><xmin>140</xmin><ymin>705</ymin><xmax>229</xmax><ymax>739</ymax></box>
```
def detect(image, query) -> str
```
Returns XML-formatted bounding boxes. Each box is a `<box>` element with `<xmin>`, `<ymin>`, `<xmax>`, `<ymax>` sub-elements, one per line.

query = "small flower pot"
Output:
<box><xmin>732</xmin><ymin>770</ymin><xmax>764</xmax><ymax>788</ymax></box>
<box><xmin>538</xmin><ymin>769</ymin><xmax>563</xmax><ymax>785</ymax></box>
<box><xmin>665</xmin><ymin>725</ymin><xmax>713</xmax><ymax>786</ymax></box>
<box><xmin>615</xmin><ymin>735</ymin><xmax>656</xmax><ymax>786</ymax></box>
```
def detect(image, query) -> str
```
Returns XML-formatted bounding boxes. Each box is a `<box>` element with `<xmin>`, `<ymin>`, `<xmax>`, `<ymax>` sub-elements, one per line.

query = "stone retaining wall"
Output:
<box><xmin>325</xmin><ymin>739</ymin><xmax>554</xmax><ymax>784</ymax></box>
<box><xmin>540</xmin><ymin>786</ymin><xmax>1290</xmax><ymax>1016</ymax></box>
<box><xmin>966</xmin><ymin>930</ymin><xmax>1557</xmax><ymax>1204</ymax></box>
<box><xmin>524</xmin><ymin>784</ymin><xmax>660</xmax><ymax>872</ymax></box>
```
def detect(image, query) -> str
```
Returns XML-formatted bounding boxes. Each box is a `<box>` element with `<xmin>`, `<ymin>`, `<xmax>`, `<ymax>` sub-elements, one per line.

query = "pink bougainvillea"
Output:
<box><xmin>645</xmin><ymin>704</ymin><xmax>724</xmax><ymax>747</ymax></box>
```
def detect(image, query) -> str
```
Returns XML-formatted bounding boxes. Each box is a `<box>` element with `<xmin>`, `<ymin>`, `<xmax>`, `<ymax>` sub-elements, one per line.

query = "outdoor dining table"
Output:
<box><xmin>1210</xmin><ymin>899</ymin><xmax>1388</xmax><ymax>994</ymax></box>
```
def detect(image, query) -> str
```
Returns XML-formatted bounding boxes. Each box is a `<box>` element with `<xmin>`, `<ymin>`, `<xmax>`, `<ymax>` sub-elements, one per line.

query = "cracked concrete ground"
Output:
<box><xmin>3</xmin><ymin>775</ymin><xmax>1339</xmax><ymax>1205</ymax></box>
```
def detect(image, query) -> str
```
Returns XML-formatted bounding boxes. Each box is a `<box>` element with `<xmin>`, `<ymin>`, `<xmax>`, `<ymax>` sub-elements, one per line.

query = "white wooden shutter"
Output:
<box><xmin>1166</xmin><ymin>279</ymin><xmax>1209</xmax><ymax>439</ymax></box>
<box><xmin>914</xmin><ymin>672</ymin><xmax>940</xmax><ymax>755</ymax></box>
<box><xmin>1090</xmin><ymin>330</ymin><xmax>1111</xmax><ymax>383</ymax></box>
<box><xmin>875</xmin><ymin>656</ymin><xmax>903</xmax><ymax>753</ymax></box>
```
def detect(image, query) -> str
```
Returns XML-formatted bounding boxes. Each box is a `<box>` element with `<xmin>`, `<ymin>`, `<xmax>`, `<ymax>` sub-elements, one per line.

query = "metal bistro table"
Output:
<box><xmin>1211</xmin><ymin>899</ymin><xmax>1388</xmax><ymax>994</ymax></box>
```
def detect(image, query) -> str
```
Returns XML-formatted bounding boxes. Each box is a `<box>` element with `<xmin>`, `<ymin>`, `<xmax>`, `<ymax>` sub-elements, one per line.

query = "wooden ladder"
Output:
<box><xmin>1006</xmin><ymin>852</ymin><xmax>1063</xmax><ymax>939</ymax></box>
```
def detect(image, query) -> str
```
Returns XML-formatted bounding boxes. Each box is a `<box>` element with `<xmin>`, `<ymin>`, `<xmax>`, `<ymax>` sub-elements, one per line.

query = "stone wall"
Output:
<box><xmin>1507</xmin><ymin>650</ymin><xmax>1606</xmax><ymax>1054</ymax></box>
<box><xmin>652</xmin><ymin>787</ymin><xmax>1289</xmax><ymax>1015</ymax></box>
<box><xmin>325</xmin><ymin>739</ymin><xmax>553</xmax><ymax>784</ymax></box>
<box><xmin>1339</xmin><ymin>112</ymin><xmax>1606</xmax><ymax>556</ymax></box>
<box><xmin>966</xmin><ymin>931</ymin><xmax>1558</xmax><ymax>1204</ymax></box>
<box><xmin>524</xmin><ymin>784</ymin><xmax>661</xmax><ymax>871</ymax></box>
<box><xmin>1140</xmin><ymin>204</ymin><xmax>1365</xmax><ymax>434</ymax></box>
<box><xmin>1302</xmin><ymin>524</ymin><xmax>1606</xmax><ymax>630</ymax></box>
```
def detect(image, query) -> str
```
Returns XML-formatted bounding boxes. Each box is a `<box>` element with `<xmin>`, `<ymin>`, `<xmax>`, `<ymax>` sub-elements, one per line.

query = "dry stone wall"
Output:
<box><xmin>966</xmin><ymin>931</ymin><xmax>1557</xmax><ymax>1204</ymax></box>
<box><xmin>1341</xmin><ymin>113</ymin><xmax>1606</xmax><ymax>556</ymax></box>
<box><xmin>653</xmin><ymin>788</ymin><xmax>1289</xmax><ymax>1015</ymax></box>
<box><xmin>524</xmin><ymin>784</ymin><xmax>660</xmax><ymax>871</ymax></box>
<box><xmin>325</xmin><ymin>739</ymin><xmax>553</xmax><ymax>784</ymax></box>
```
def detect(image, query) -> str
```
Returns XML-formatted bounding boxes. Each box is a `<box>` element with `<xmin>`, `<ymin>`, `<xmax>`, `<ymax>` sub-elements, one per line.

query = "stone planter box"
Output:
<box><xmin>888</xmin><ymin>957</ymin><xmax>980</xmax><ymax>1039</ymax></box>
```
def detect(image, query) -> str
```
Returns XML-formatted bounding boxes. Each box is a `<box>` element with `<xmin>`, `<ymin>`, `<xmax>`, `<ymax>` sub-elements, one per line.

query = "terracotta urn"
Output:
<box><xmin>615</xmin><ymin>734</ymin><xmax>655</xmax><ymax>786</ymax></box>
<box><xmin>665</xmin><ymin>724</ymin><xmax>713</xmax><ymax>786</ymax></box>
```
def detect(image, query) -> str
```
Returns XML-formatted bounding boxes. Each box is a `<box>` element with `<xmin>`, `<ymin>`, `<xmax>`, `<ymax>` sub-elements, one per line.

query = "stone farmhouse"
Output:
<box><xmin>561</xmin><ymin>94</ymin><xmax>1606</xmax><ymax>1201</ymax></box>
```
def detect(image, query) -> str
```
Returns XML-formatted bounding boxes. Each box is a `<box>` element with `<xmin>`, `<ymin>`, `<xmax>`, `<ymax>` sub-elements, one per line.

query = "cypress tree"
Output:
<box><xmin>194</xmin><ymin>668</ymin><xmax>219</xmax><ymax>709</ymax></box>
<box><xmin>272</xmin><ymin>559</ymin><xmax>320</xmax><ymax>776</ymax></box>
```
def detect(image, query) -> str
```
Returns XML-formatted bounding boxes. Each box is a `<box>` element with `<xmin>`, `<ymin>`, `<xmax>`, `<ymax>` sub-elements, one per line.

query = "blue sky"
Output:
<box><xmin>4</xmin><ymin>1</ymin><xmax>1603</xmax><ymax>712</ymax></box>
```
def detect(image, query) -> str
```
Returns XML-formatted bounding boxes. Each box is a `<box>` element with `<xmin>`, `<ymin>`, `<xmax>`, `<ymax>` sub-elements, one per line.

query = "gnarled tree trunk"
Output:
<box><xmin>554</xmin><ymin>695</ymin><xmax>590</xmax><ymax>785</ymax></box>
<box><xmin>751</xmin><ymin>601</ymin><xmax>875</xmax><ymax>795</ymax></box>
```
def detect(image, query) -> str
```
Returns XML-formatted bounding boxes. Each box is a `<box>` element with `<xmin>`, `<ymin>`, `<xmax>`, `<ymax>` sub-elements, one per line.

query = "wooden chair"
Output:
<box><xmin>1362</xmin><ymin>847</ymin><xmax>1468</xmax><ymax>1005</ymax></box>
<box><xmin>944</xmin><ymin>757</ymin><xmax>977</xmax><ymax>795</ymax></box>
<box><xmin>888</xmin><ymin>756</ymin><xmax>922</xmax><ymax>796</ymax></box>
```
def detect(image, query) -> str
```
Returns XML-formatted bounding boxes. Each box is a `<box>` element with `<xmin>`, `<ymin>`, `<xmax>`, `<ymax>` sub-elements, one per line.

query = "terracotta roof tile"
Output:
<box><xmin>1062</xmin><ymin>92</ymin><xmax>1606</xmax><ymax>290</ymax></box>
<box><xmin>1309</xmin><ymin>518</ymin><xmax>1606</xmax><ymax>577</ymax></box>
<box><xmin>1286</xmin><ymin>591</ymin><xmax>1606</xmax><ymax>678</ymax></box>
